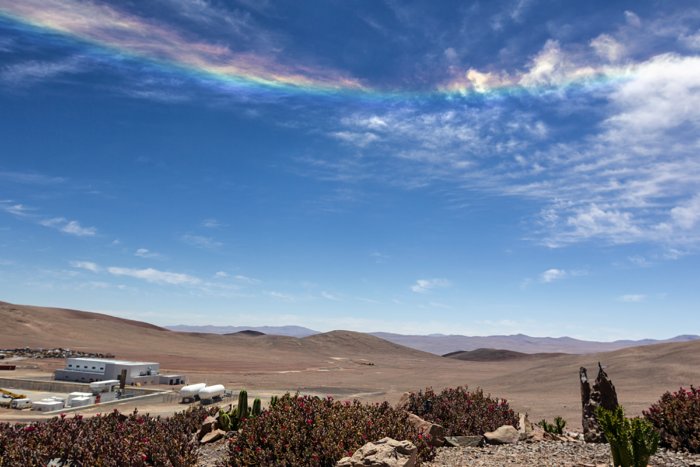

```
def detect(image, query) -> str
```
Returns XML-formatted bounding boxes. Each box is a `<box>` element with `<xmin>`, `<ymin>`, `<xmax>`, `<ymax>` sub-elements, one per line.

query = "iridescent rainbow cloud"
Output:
<box><xmin>0</xmin><ymin>0</ymin><xmax>634</xmax><ymax>99</ymax></box>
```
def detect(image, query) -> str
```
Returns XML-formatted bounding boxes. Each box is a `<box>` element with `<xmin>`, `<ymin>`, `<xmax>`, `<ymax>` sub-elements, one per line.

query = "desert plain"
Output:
<box><xmin>1</xmin><ymin>300</ymin><xmax>698</xmax><ymax>429</ymax></box>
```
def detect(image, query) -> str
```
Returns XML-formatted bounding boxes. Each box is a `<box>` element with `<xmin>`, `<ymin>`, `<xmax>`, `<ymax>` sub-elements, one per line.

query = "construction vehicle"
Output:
<box><xmin>0</xmin><ymin>388</ymin><xmax>26</xmax><ymax>399</ymax></box>
<box><xmin>0</xmin><ymin>388</ymin><xmax>28</xmax><ymax>408</ymax></box>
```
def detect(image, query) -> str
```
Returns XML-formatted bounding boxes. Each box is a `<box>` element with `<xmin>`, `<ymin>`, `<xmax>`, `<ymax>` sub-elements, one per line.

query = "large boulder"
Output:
<box><xmin>484</xmin><ymin>425</ymin><xmax>520</xmax><ymax>445</ymax></box>
<box><xmin>406</xmin><ymin>413</ymin><xmax>445</xmax><ymax>447</ymax></box>
<box><xmin>200</xmin><ymin>428</ymin><xmax>226</xmax><ymax>444</ymax></box>
<box><xmin>197</xmin><ymin>415</ymin><xmax>219</xmax><ymax>441</ymax></box>
<box><xmin>580</xmin><ymin>363</ymin><xmax>619</xmax><ymax>443</ymax></box>
<box><xmin>337</xmin><ymin>437</ymin><xmax>417</xmax><ymax>467</ymax></box>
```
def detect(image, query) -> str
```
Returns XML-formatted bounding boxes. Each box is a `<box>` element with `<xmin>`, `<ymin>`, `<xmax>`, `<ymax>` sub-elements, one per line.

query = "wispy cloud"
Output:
<box><xmin>1</xmin><ymin>200</ymin><xmax>97</xmax><ymax>237</ymax></box>
<box><xmin>0</xmin><ymin>200</ymin><xmax>34</xmax><ymax>217</ymax></box>
<box><xmin>307</xmin><ymin>46</ymin><xmax>700</xmax><ymax>251</ymax></box>
<box><xmin>0</xmin><ymin>170</ymin><xmax>66</xmax><ymax>184</ymax></box>
<box><xmin>107</xmin><ymin>266</ymin><xmax>201</xmax><ymax>285</ymax></box>
<box><xmin>618</xmin><ymin>294</ymin><xmax>647</xmax><ymax>303</ymax></box>
<box><xmin>40</xmin><ymin>218</ymin><xmax>96</xmax><ymax>237</ymax></box>
<box><xmin>181</xmin><ymin>234</ymin><xmax>222</xmax><ymax>249</ymax></box>
<box><xmin>234</xmin><ymin>274</ymin><xmax>261</xmax><ymax>285</ymax></box>
<box><xmin>321</xmin><ymin>291</ymin><xmax>340</xmax><ymax>301</ymax></box>
<box><xmin>540</xmin><ymin>268</ymin><xmax>567</xmax><ymax>283</ymax></box>
<box><xmin>0</xmin><ymin>0</ymin><xmax>363</xmax><ymax>95</ymax></box>
<box><xmin>0</xmin><ymin>57</ymin><xmax>85</xmax><ymax>85</ymax></box>
<box><xmin>70</xmin><ymin>260</ymin><xmax>100</xmax><ymax>273</ymax></box>
<box><xmin>201</xmin><ymin>218</ymin><xmax>221</xmax><ymax>228</ymax></box>
<box><xmin>411</xmin><ymin>278</ymin><xmax>451</xmax><ymax>293</ymax></box>
<box><xmin>134</xmin><ymin>248</ymin><xmax>162</xmax><ymax>259</ymax></box>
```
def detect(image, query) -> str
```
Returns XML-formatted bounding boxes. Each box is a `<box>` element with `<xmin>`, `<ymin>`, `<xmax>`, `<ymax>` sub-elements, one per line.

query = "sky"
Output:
<box><xmin>0</xmin><ymin>0</ymin><xmax>699</xmax><ymax>340</ymax></box>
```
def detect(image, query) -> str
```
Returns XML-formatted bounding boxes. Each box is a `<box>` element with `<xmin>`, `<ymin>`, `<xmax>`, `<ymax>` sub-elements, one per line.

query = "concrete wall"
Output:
<box><xmin>0</xmin><ymin>377</ymin><xmax>168</xmax><ymax>395</ymax></box>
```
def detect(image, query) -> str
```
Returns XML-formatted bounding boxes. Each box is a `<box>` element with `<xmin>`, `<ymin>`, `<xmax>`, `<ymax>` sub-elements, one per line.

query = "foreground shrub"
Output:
<box><xmin>0</xmin><ymin>406</ymin><xmax>210</xmax><ymax>466</ymax></box>
<box><xmin>538</xmin><ymin>416</ymin><xmax>566</xmax><ymax>435</ymax></box>
<box><xmin>597</xmin><ymin>406</ymin><xmax>659</xmax><ymax>467</ymax></box>
<box><xmin>644</xmin><ymin>386</ymin><xmax>700</xmax><ymax>453</ymax></box>
<box><xmin>399</xmin><ymin>386</ymin><xmax>517</xmax><ymax>436</ymax></box>
<box><xmin>227</xmin><ymin>393</ymin><xmax>434</xmax><ymax>466</ymax></box>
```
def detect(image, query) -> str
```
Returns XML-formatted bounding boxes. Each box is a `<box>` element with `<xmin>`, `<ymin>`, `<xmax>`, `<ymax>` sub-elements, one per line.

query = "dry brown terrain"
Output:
<box><xmin>2</xmin><ymin>300</ymin><xmax>698</xmax><ymax>428</ymax></box>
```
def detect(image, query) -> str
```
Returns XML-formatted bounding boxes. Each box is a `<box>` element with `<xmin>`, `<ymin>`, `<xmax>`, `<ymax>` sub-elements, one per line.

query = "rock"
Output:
<box><xmin>406</xmin><ymin>413</ymin><xmax>445</xmax><ymax>447</ymax></box>
<box><xmin>444</xmin><ymin>435</ymin><xmax>483</xmax><ymax>447</ymax></box>
<box><xmin>197</xmin><ymin>415</ymin><xmax>219</xmax><ymax>441</ymax></box>
<box><xmin>396</xmin><ymin>392</ymin><xmax>411</xmax><ymax>409</ymax></box>
<box><xmin>200</xmin><ymin>428</ymin><xmax>226</xmax><ymax>444</ymax></box>
<box><xmin>580</xmin><ymin>363</ymin><xmax>619</xmax><ymax>443</ymax></box>
<box><xmin>518</xmin><ymin>413</ymin><xmax>534</xmax><ymax>441</ymax></box>
<box><xmin>337</xmin><ymin>437</ymin><xmax>417</xmax><ymax>467</ymax></box>
<box><xmin>484</xmin><ymin>425</ymin><xmax>520</xmax><ymax>445</ymax></box>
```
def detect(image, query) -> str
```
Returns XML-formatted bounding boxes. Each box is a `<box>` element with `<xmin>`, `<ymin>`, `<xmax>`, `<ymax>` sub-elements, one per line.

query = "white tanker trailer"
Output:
<box><xmin>179</xmin><ymin>383</ymin><xmax>206</xmax><ymax>403</ymax></box>
<box><xmin>198</xmin><ymin>384</ymin><xmax>225</xmax><ymax>403</ymax></box>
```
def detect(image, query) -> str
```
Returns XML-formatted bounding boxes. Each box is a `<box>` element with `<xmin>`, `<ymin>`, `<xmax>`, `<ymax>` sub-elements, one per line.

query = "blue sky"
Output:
<box><xmin>1</xmin><ymin>0</ymin><xmax>699</xmax><ymax>340</ymax></box>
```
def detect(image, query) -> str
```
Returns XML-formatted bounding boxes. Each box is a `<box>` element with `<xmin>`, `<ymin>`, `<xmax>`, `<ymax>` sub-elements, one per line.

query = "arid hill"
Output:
<box><xmin>443</xmin><ymin>348</ymin><xmax>566</xmax><ymax>361</ymax></box>
<box><xmin>1</xmin><ymin>300</ymin><xmax>698</xmax><ymax>427</ymax></box>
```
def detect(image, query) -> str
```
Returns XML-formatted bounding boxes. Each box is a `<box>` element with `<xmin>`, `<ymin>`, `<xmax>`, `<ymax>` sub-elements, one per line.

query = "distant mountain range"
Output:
<box><xmin>165</xmin><ymin>324</ymin><xmax>318</xmax><ymax>338</ymax></box>
<box><xmin>165</xmin><ymin>324</ymin><xmax>700</xmax><ymax>355</ymax></box>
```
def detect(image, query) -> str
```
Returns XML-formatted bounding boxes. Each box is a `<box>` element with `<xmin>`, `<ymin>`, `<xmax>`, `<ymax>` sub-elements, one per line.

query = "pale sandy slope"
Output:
<box><xmin>1</xmin><ymin>301</ymin><xmax>697</xmax><ymax>427</ymax></box>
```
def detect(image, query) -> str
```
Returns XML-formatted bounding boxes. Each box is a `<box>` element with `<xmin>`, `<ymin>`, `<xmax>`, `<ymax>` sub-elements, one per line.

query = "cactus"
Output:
<box><xmin>237</xmin><ymin>390</ymin><xmax>248</xmax><ymax>421</ymax></box>
<box><xmin>538</xmin><ymin>416</ymin><xmax>566</xmax><ymax>435</ymax></box>
<box><xmin>252</xmin><ymin>398</ymin><xmax>262</xmax><ymax>416</ymax></box>
<box><xmin>597</xmin><ymin>406</ymin><xmax>659</xmax><ymax>467</ymax></box>
<box><xmin>270</xmin><ymin>395</ymin><xmax>279</xmax><ymax>408</ymax></box>
<box><xmin>218</xmin><ymin>410</ymin><xmax>232</xmax><ymax>432</ymax></box>
<box><xmin>229</xmin><ymin>407</ymin><xmax>239</xmax><ymax>431</ymax></box>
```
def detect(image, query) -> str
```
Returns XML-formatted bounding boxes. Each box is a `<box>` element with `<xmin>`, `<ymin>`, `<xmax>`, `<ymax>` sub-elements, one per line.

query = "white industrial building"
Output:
<box><xmin>54</xmin><ymin>357</ymin><xmax>183</xmax><ymax>385</ymax></box>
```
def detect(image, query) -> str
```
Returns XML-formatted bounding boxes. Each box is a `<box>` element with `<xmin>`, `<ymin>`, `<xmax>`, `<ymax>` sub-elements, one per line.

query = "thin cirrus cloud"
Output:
<box><xmin>1</xmin><ymin>200</ymin><xmax>97</xmax><ymax>237</ymax></box>
<box><xmin>134</xmin><ymin>248</ymin><xmax>162</xmax><ymax>259</ymax></box>
<box><xmin>310</xmin><ymin>47</ymin><xmax>700</xmax><ymax>250</ymax></box>
<box><xmin>107</xmin><ymin>266</ymin><xmax>201</xmax><ymax>285</ymax></box>
<box><xmin>411</xmin><ymin>278</ymin><xmax>451</xmax><ymax>294</ymax></box>
<box><xmin>69</xmin><ymin>260</ymin><xmax>100</xmax><ymax>273</ymax></box>
<box><xmin>0</xmin><ymin>57</ymin><xmax>85</xmax><ymax>85</ymax></box>
<box><xmin>40</xmin><ymin>217</ymin><xmax>96</xmax><ymax>237</ymax></box>
<box><xmin>0</xmin><ymin>0</ymin><xmax>364</xmax><ymax>94</ymax></box>
<box><xmin>618</xmin><ymin>294</ymin><xmax>647</xmax><ymax>303</ymax></box>
<box><xmin>181</xmin><ymin>234</ymin><xmax>222</xmax><ymax>250</ymax></box>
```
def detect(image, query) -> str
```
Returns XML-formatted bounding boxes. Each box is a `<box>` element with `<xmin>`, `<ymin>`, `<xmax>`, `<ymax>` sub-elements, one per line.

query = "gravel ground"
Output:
<box><xmin>197</xmin><ymin>439</ymin><xmax>700</xmax><ymax>466</ymax></box>
<box><xmin>425</xmin><ymin>441</ymin><xmax>700</xmax><ymax>467</ymax></box>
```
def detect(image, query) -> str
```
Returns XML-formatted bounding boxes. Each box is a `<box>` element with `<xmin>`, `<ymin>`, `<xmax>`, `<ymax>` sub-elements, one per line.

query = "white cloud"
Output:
<box><xmin>1</xmin><ymin>57</ymin><xmax>84</xmax><ymax>85</ymax></box>
<box><xmin>41</xmin><ymin>218</ymin><xmax>97</xmax><ymax>237</ymax></box>
<box><xmin>135</xmin><ymin>248</ymin><xmax>161</xmax><ymax>258</ymax></box>
<box><xmin>0</xmin><ymin>171</ymin><xmax>65</xmax><ymax>185</ymax></box>
<box><xmin>70</xmin><ymin>261</ymin><xmax>100</xmax><ymax>273</ymax></box>
<box><xmin>321</xmin><ymin>291</ymin><xmax>340</xmax><ymax>301</ymax></box>
<box><xmin>540</xmin><ymin>268</ymin><xmax>567</xmax><ymax>283</ymax></box>
<box><xmin>411</xmin><ymin>278</ymin><xmax>451</xmax><ymax>293</ymax></box>
<box><xmin>181</xmin><ymin>234</ymin><xmax>222</xmax><ymax>249</ymax></box>
<box><xmin>618</xmin><ymin>294</ymin><xmax>646</xmax><ymax>303</ymax></box>
<box><xmin>107</xmin><ymin>266</ymin><xmax>201</xmax><ymax>285</ymax></box>
<box><xmin>330</xmin><ymin>131</ymin><xmax>379</xmax><ymax>147</ymax></box>
<box><xmin>234</xmin><ymin>274</ymin><xmax>261</xmax><ymax>284</ymax></box>
<box><xmin>590</xmin><ymin>34</ymin><xmax>626</xmax><ymax>62</ymax></box>
<box><xmin>0</xmin><ymin>201</ymin><xmax>33</xmax><ymax>217</ymax></box>
<box><xmin>624</xmin><ymin>10</ymin><xmax>642</xmax><ymax>28</ymax></box>
<box><xmin>214</xmin><ymin>271</ymin><xmax>229</xmax><ymax>278</ymax></box>
<box><xmin>202</xmin><ymin>218</ymin><xmax>221</xmax><ymax>228</ymax></box>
